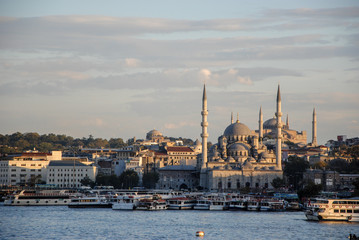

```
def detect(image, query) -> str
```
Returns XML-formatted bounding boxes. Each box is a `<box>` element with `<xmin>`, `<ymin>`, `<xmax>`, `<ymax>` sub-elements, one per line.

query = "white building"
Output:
<box><xmin>0</xmin><ymin>151</ymin><xmax>62</xmax><ymax>186</ymax></box>
<box><xmin>46</xmin><ymin>160</ymin><xmax>97</xmax><ymax>188</ymax></box>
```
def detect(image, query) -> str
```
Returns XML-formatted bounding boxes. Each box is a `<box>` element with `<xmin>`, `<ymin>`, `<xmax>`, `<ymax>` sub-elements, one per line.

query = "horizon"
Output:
<box><xmin>1</xmin><ymin>0</ymin><xmax>359</xmax><ymax>145</ymax></box>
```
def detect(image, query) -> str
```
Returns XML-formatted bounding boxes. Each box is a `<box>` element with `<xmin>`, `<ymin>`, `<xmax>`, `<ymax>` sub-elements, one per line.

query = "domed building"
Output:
<box><xmin>260</xmin><ymin>115</ymin><xmax>307</xmax><ymax>145</ymax></box>
<box><xmin>199</xmin><ymin>85</ymin><xmax>283</xmax><ymax>191</ymax></box>
<box><xmin>146</xmin><ymin>129</ymin><xmax>164</xmax><ymax>143</ymax></box>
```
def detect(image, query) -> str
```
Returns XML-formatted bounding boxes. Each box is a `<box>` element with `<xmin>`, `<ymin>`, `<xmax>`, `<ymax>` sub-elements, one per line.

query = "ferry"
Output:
<box><xmin>229</xmin><ymin>198</ymin><xmax>248</xmax><ymax>210</ymax></box>
<box><xmin>167</xmin><ymin>197</ymin><xmax>196</xmax><ymax>210</ymax></box>
<box><xmin>112</xmin><ymin>196</ymin><xmax>138</xmax><ymax>210</ymax></box>
<box><xmin>193</xmin><ymin>199</ymin><xmax>211</xmax><ymax>210</ymax></box>
<box><xmin>68</xmin><ymin>195</ymin><xmax>113</xmax><ymax>208</ymax></box>
<box><xmin>259</xmin><ymin>199</ymin><xmax>286</xmax><ymax>211</ymax></box>
<box><xmin>136</xmin><ymin>195</ymin><xmax>167</xmax><ymax>211</ymax></box>
<box><xmin>4</xmin><ymin>190</ymin><xmax>72</xmax><ymax>206</ymax></box>
<box><xmin>305</xmin><ymin>198</ymin><xmax>359</xmax><ymax>222</ymax></box>
<box><xmin>247</xmin><ymin>199</ymin><xmax>260</xmax><ymax>211</ymax></box>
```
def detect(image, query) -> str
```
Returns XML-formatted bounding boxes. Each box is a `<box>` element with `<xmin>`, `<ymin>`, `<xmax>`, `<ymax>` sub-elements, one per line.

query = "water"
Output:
<box><xmin>0</xmin><ymin>204</ymin><xmax>358</xmax><ymax>240</ymax></box>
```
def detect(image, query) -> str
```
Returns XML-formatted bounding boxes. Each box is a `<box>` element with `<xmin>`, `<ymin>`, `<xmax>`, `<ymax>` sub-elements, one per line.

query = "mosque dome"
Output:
<box><xmin>263</xmin><ymin>117</ymin><xmax>277</xmax><ymax>130</ymax></box>
<box><xmin>194</xmin><ymin>139</ymin><xmax>201</xmax><ymax>146</ymax></box>
<box><xmin>229</xmin><ymin>143</ymin><xmax>249</xmax><ymax>151</ymax></box>
<box><xmin>224</xmin><ymin>121</ymin><xmax>251</xmax><ymax>137</ymax></box>
<box><xmin>146</xmin><ymin>129</ymin><xmax>163</xmax><ymax>140</ymax></box>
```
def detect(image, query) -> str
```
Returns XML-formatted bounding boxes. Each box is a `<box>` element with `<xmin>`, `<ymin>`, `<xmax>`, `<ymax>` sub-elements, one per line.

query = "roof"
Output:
<box><xmin>48</xmin><ymin>160</ymin><xmax>89</xmax><ymax>167</ymax></box>
<box><xmin>224</xmin><ymin>121</ymin><xmax>251</xmax><ymax>137</ymax></box>
<box><xmin>159</xmin><ymin>165</ymin><xmax>196</xmax><ymax>171</ymax></box>
<box><xmin>166</xmin><ymin>146</ymin><xmax>194</xmax><ymax>153</ymax></box>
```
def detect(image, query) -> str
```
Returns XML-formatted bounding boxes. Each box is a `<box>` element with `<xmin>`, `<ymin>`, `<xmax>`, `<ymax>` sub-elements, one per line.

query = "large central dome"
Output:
<box><xmin>224</xmin><ymin>121</ymin><xmax>252</xmax><ymax>137</ymax></box>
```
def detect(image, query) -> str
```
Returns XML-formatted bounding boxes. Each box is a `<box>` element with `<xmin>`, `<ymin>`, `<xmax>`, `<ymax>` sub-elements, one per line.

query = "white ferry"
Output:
<box><xmin>305</xmin><ymin>198</ymin><xmax>359</xmax><ymax>222</ymax></box>
<box><xmin>260</xmin><ymin>199</ymin><xmax>286</xmax><ymax>211</ymax></box>
<box><xmin>68</xmin><ymin>195</ymin><xmax>113</xmax><ymax>208</ymax></box>
<box><xmin>112</xmin><ymin>196</ymin><xmax>138</xmax><ymax>210</ymax></box>
<box><xmin>167</xmin><ymin>197</ymin><xmax>196</xmax><ymax>210</ymax></box>
<box><xmin>136</xmin><ymin>195</ymin><xmax>167</xmax><ymax>211</ymax></box>
<box><xmin>4</xmin><ymin>190</ymin><xmax>72</xmax><ymax>206</ymax></box>
<box><xmin>247</xmin><ymin>199</ymin><xmax>260</xmax><ymax>211</ymax></box>
<box><xmin>194</xmin><ymin>199</ymin><xmax>211</xmax><ymax>210</ymax></box>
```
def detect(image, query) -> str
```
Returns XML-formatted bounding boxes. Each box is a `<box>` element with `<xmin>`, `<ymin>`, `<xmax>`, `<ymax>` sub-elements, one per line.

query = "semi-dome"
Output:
<box><xmin>224</xmin><ymin>121</ymin><xmax>251</xmax><ymax>137</ymax></box>
<box><xmin>146</xmin><ymin>129</ymin><xmax>163</xmax><ymax>140</ymax></box>
<box><xmin>229</xmin><ymin>143</ymin><xmax>249</xmax><ymax>151</ymax></box>
<box><xmin>263</xmin><ymin>117</ymin><xmax>277</xmax><ymax>130</ymax></box>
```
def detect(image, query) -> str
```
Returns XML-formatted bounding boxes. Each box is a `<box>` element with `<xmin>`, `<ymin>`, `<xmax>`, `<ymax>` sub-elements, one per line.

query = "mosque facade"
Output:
<box><xmin>199</xmin><ymin>85</ymin><xmax>284</xmax><ymax>191</ymax></box>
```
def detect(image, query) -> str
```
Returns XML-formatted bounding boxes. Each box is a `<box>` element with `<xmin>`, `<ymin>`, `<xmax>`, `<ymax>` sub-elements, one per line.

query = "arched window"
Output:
<box><xmin>245</xmin><ymin>182</ymin><xmax>250</xmax><ymax>187</ymax></box>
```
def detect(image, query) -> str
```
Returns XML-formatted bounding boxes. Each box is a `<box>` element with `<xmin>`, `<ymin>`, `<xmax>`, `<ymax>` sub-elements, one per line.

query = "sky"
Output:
<box><xmin>0</xmin><ymin>0</ymin><xmax>358</xmax><ymax>145</ymax></box>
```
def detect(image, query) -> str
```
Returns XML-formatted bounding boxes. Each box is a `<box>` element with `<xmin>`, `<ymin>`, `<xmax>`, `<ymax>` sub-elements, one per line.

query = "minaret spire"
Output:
<box><xmin>286</xmin><ymin>114</ymin><xmax>289</xmax><ymax>129</ymax></box>
<box><xmin>237</xmin><ymin>113</ymin><xmax>239</xmax><ymax>123</ymax></box>
<box><xmin>259</xmin><ymin>106</ymin><xmax>263</xmax><ymax>142</ymax></box>
<box><xmin>275</xmin><ymin>84</ymin><xmax>282</xmax><ymax>170</ymax></box>
<box><xmin>312</xmin><ymin>107</ymin><xmax>317</xmax><ymax>146</ymax></box>
<box><xmin>231</xmin><ymin>112</ymin><xmax>234</xmax><ymax>124</ymax></box>
<box><xmin>200</xmin><ymin>84</ymin><xmax>209</xmax><ymax>188</ymax></box>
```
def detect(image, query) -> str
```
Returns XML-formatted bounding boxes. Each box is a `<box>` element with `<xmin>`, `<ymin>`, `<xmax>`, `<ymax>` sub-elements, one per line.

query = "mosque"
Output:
<box><xmin>199</xmin><ymin>85</ymin><xmax>318</xmax><ymax>191</ymax></box>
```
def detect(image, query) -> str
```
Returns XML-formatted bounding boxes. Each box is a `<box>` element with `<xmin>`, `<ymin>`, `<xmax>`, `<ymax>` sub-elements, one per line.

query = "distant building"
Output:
<box><xmin>46</xmin><ymin>160</ymin><xmax>97</xmax><ymax>188</ymax></box>
<box><xmin>0</xmin><ymin>151</ymin><xmax>62</xmax><ymax>186</ymax></box>
<box><xmin>157</xmin><ymin>165</ymin><xmax>198</xmax><ymax>190</ymax></box>
<box><xmin>303</xmin><ymin>169</ymin><xmax>340</xmax><ymax>191</ymax></box>
<box><xmin>339</xmin><ymin>174</ymin><xmax>359</xmax><ymax>190</ymax></box>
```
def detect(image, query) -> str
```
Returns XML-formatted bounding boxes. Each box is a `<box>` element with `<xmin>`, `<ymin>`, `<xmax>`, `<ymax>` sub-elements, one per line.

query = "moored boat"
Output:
<box><xmin>167</xmin><ymin>197</ymin><xmax>196</xmax><ymax>210</ymax></box>
<box><xmin>68</xmin><ymin>195</ymin><xmax>112</xmax><ymax>208</ymax></box>
<box><xmin>4</xmin><ymin>190</ymin><xmax>72</xmax><ymax>206</ymax></box>
<box><xmin>136</xmin><ymin>195</ymin><xmax>167</xmax><ymax>211</ymax></box>
<box><xmin>112</xmin><ymin>196</ymin><xmax>138</xmax><ymax>210</ymax></box>
<box><xmin>305</xmin><ymin>198</ymin><xmax>359</xmax><ymax>222</ymax></box>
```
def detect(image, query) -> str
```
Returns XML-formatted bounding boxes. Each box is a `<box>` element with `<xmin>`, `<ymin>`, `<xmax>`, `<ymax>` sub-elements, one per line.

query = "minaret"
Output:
<box><xmin>200</xmin><ymin>85</ymin><xmax>209</xmax><ymax>189</ymax></box>
<box><xmin>231</xmin><ymin>112</ymin><xmax>234</xmax><ymax>124</ymax></box>
<box><xmin>286</xmin><ymin>114</ymin><xmax>289</xmax><ymax>129</ymax></box>
<box><xmin>259</xmin><ymin>106</ymin><xmax>263</xmax><ymax>142</ymax></box>
<box><xmin>275</xmin><ymin>85</ymin><xmax>282</xmax><ymax>170</ymax></box>
<box><xmin>312</xmin><ymin>108</ymin><xmax>317</xmax><ymax>146</ymax></box>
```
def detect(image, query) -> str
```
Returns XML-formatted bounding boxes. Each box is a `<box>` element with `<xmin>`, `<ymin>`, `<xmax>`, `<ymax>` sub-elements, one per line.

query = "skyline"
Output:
<box><xmin>1</xmin><ymin>0</ymin><xmax>359</xmax><ymax>145</ymax></box>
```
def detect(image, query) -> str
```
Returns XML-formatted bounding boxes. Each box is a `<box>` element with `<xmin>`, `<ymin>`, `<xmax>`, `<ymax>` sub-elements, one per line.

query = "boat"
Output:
<box><xmin>136</xmin><ymin>195</ymin><xmax>167</xmax><ymax>211</ymax></box>
<box><xmin>194</xmin><ymin>199</ymin><xmax>211</xmax><ymax>210</ymax></box>
<box><xmin>68</xmin><ymin>194</ymin><xmax>113</xmax><ymax>208</ymax></box>
<box><xmin>247</xmin><ymin>199</ymin><xmax>260</xmax><ymax>211</ymax></box>
<box><xmin>229</xmin><ymin>199</ymin><xmax>248</xmax><ymax>210</ymax></box>
<box><xmin>167</xmin><ymin>197</ymin><xmax>196</xmax><ymax>210</ymax></box>
<box><xmin>305</xmin><ymin>198</ymin><xmax>359</xmax><ymax>222</ymax></box>
<box><xmin>259</xmin><ymin>199</ymin><xmax>286</xmax><ymax>211</ymax></box>
<box><xmin>112</xmin><ymin>196</ymin><xmax>138</xmax><ymax>210</ymax></box>
<box><xmin>4</xmin><ymin>190</ymin><xmax>72</xmax><ymax>206</ymax></box>
<box><xmin>208</xmin><ymin>198</ymin><xmax>229</xmax><ymax>210</ymax></box>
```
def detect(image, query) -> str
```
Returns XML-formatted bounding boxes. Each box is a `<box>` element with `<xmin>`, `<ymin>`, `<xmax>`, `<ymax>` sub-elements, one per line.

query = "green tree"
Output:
<box><xmin>271</xmin><ymin>177</ymin><xmax>285</xmax><ymax>189</ymax></box>
<box><xmin>80</xmin><ymin>176</ymin><xmax>95</xmax><ymax>188</ymax></box>
<box><xmin>327</xmin><ymin>158</ymin><xmax>350</xmax><ymax>173</ymax></box>
<box><xmin>109</xmin><ymin>138</ymin><xmax>126</xmax><ymax>148</ymax></box>
<box><xmin>142</xmin><ymin>172</ymin><xmax>159</xmax><ymax>189</ymax></box>
<box><xmin>298</xmin><ymin>180</ymin><xmax>322</xmax><ymax>199</ymax></box>
<box><xmin>119</xmin><ymin>170</ymin><xmax>139</xmax><ymax>189</ymax></box>
<box><xmin>284</xmin><ymin>155</ymin><xmax>309</xmax><ymax>190</ymax></box>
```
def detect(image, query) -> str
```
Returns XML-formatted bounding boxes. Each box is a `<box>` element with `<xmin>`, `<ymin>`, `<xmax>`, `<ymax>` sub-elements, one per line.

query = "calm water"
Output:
<box><xmin>0</xmin><ymin>204</ymin><xmax>358</xmax><ymax>240</ymax></box>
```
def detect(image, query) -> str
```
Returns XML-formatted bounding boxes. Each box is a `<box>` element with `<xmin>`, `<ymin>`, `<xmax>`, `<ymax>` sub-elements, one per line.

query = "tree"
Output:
<box><xmin>284</xmin><ymin>156</ymin><xmax>309</xmax><ymax>190</ymax></box>
<box><xmin>298</xmin><ymin>180</ymin><xmax>322</xmax><ymax>199</ymax></box>
<box><xmin>327</xmin><ymin>158</ymin><xmax>350</xmax><ymax>173</ymax></box>
<box><xmin>119</xmin><ymin>169</ymin><xmax>139</xmax><ymax>189</ymax></box>
<box><xmin>271</xmin><ymin>177</ymin><xmax>285</xmax><ymax>189</ymax></box>
<box><xmin>142</xmin><ymin>172</ymin><xmax>159</xmax><ymax>189</ymax></box>
<box><xmin>80</xmin><ymin>176</ymin><xmax>95</xmax><ymax>188</ymax></box>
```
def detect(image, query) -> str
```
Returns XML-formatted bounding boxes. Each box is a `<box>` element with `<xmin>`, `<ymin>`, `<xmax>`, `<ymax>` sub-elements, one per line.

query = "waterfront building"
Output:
<box><xmin>46</xmin><ymin>160</ymin><xmax>97</xmax><ymax>188</ymax></box>
<box><xmin>303</xmin><ymin>169</ymin><xmax>340</xmax><ymax>191</ymax></box>
<box><xmin>0</xmin><ymin>151</ymin><xmax>62</xmax><ymax>186</ymax></box>
<box><xmin>199</xmin><ymin>85</ymin><xmax>283</xmax><ymax>191</ymax></box>
<box><xmin>157</xmin><ymin>165</ymin><xmax>198</xmax><ymax>190</ymax></box>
